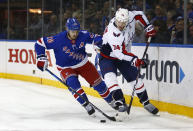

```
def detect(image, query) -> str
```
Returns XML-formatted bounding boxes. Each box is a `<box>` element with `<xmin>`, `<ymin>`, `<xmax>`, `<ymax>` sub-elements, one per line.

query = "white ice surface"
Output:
<box><xmin>0</xmin><ymin>78</ymin><xmax>193</xmax><ymax>131</ymax></box>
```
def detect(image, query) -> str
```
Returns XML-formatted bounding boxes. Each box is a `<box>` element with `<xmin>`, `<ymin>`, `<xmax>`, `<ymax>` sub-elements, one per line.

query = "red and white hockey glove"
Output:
<box><xmin>145</xmin><ymin>24</ymin><xmax>156</xmax><ymax>37</ymax></box>
<box><xmin>133</xmin><ymin>58</ymin><xmax>149</xmax><ymax>68</ymax></box>
<box><xmin>37</xmin><ymin>55</ymin><xmax>48</xmax><ymax>71</ymax></box>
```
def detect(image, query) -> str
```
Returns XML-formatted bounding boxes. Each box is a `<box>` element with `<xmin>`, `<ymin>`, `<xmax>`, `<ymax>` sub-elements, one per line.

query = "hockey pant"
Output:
<box><xmin>59</xmin><ymin>61</ymin><xmax>113</xmax><ymax>106</ymax></box>
<box><xmin>99</xmin><ymin>57</ymin><xmax>149</xmax><ymax>105</ymax></box>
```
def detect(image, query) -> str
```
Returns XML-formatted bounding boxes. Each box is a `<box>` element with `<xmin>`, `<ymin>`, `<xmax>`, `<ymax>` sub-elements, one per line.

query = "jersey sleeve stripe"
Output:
<box><xmin>134</xmin><ymin>15</ymin><xmax>147</xmax><ymax>27</ymax></box>
<box><xmin>36</xmin><ymin>38</ymin><xmax>46</xmax><ymax>48</ymax></box>
<box><xmin>41</xmin><ymin>37</ymin><xmax>47</xmax><ymax>48</ymax></box>
<box><xmin>122</xmin><ymin>42</ymin><xmax>136</xmax><ymax>57</ymax></box>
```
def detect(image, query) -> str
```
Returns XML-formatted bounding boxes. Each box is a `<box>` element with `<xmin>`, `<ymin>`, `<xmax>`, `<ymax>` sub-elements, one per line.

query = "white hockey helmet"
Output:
<box><xmin>115</xmin><ymin>8</ymin><xmax>129</xmax><ymax>23</ymax></box>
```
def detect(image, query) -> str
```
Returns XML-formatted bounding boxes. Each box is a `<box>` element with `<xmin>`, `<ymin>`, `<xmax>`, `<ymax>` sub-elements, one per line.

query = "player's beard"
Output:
<box><xmin>115</xmin><ymin>20</ymin><xmax>127</xmax><ymax>31</ymax></box>
<box><xmin>67</xmin><ymin>33</ymin><xmax>78</xmax><ymax>40</ymax></box>
<box><xmin>118</xmin><ymin>26</ymin><xmax>125</xmax><ymax>31</ymax></box>
<box><xmin>70</xmin><ymin>34</ymin><xmax>78</xmax><ymax>40</ymax></box>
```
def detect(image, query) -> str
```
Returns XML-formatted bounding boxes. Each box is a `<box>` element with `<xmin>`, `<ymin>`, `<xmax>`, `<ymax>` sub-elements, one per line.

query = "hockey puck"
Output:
<box><xmin>100</xmin><ymin>120</ymin><xmax>106</xmax><ymax>123</ymax></box>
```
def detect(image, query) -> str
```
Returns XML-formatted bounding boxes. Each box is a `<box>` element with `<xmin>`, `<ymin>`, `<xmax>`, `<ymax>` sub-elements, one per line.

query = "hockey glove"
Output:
<box><xmin>145</xmin><ymin>24</ymin><xmax>156</xmax><ymax>37</ymax></box>
<box><xmin>133</xmin><ymin>58</ymin><xmax>149</xmax><ymax>68</ymax></box>
<box><xmin>37</xmin><ymin>55</ymin><xmax>48</xmax><ymax>71</ymax></box>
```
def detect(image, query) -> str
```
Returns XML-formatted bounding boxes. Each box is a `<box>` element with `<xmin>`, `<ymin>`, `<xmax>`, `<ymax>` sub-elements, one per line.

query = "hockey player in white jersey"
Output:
<box><xmin>97</xmin><ymin>8</ymin><xmax>159</xmax><ymax>119</ymax></box>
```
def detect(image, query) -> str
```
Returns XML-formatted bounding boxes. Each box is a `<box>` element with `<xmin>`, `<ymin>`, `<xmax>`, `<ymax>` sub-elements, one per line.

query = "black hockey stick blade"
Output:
<box><xmin>90</xmin><ymin>103</ymin><xmax>116</xmax><ymax>121</ymax></box>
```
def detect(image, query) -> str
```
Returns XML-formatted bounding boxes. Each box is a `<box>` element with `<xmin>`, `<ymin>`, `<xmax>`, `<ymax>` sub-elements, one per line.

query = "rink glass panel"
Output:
<box><xmin>0</xmin><ymin>0</ymin><xmax>192</xmax><ymax>44</ymax></box>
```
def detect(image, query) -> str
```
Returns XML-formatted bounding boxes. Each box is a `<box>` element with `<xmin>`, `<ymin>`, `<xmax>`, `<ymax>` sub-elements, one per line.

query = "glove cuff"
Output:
<box><xmin>145</xmin><ymin>24</ymin><xmax>154</xmax><ymax>32</ymax></box>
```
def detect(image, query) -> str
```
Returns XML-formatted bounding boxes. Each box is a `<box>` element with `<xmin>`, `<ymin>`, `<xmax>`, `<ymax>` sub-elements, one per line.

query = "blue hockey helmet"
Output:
<box><xmin>66</xmin><ymin>18</ymin><xmax>80</xmax><ymax>31</ymax></box>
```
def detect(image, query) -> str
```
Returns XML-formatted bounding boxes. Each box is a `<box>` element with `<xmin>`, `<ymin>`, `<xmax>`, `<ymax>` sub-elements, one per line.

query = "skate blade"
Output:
<box><xmin>153</xmin><ymin>111</ymin><xmax>160</xmax><ymax>116</ymax></box>
<box><xmin>90</xmin><ymin>113</ymin><xmax>96</xmax><ymax>118</ymax></box>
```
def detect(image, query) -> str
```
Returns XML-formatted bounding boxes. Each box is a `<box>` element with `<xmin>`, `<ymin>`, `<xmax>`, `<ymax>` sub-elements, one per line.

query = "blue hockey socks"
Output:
<box><xmin>93</xmin><ymin>81</ymin><xmax>113</xmax><ymax>103</ymax></box>
<box><xmin>66</xmin><ymin>76</ymin><xmax>88</xmax><ymax>105</ymax></box>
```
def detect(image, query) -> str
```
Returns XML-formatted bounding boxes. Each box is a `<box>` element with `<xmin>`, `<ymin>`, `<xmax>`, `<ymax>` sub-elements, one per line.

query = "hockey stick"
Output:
<box><xmin>127</xmin><ymin>37</ymin><xmax>152</xmax><ymax>115</ymax></box>
<box><xmin>46</xmin><ymin>68</ymin><xmax>116</xmax><ymax>121</ymax></box>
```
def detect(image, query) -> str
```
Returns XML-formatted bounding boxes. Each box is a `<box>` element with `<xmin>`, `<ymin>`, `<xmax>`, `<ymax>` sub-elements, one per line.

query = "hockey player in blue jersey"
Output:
<box><xmin>34</xmin><ymin>18</ymin><xmax>114</xmax><ymax>116</ymax></box>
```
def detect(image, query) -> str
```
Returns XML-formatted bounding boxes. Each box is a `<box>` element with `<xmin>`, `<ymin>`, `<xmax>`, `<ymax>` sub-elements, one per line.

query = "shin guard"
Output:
<box><xmin>93</xmin><ymin>81</ymin><xmax>113</xmax><ymax>103</ymax></box>
<box><xmin>66</xmin><ymin>76</ymin><xmax>88</xmax><ymax>105</ymax></box>
<box><xmin>136</xmin><ymin>90</ymin><xmax>149</xmax><ymax>105</ymax></box>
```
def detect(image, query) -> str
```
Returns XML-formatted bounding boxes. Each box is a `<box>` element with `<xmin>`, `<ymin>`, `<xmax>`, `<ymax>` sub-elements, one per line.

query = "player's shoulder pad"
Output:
<box><xmin>80</xmin><ymin>30</ymin><xmax>96</xmax><ymax>38</ymax></box>
<box><xmin>45</xmin><ymin>31</ymin><xmax>66</xmax><ymax>44</ymax></box>
<box><xmin>44</xmin><ymin>32</ymin><xmax>62</xmax><ymax>44</ymax></box>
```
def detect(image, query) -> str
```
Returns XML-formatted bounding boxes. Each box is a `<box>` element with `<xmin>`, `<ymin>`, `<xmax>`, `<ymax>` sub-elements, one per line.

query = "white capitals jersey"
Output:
<box><xmin>101</xmin><ymin>11</ymin><xmax>150</xmax><ymax>62</ymax></box>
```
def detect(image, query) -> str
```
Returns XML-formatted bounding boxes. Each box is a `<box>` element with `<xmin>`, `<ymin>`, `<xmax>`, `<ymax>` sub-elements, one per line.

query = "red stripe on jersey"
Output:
<box><xmin>74</xmin><ymin>88</ymin><xmax>84</xmax><ymax>99</ymax></box>
<box><xmin>100</xmin><ymin>88</ymin><xmax>110</xmax><ymax>98</ymax></box>
<box><xmin>122</xmin><ymin>42</ymin><xmax>136</xmax><ymax>56</ymax></box>
<box><xmin>100</xmin><ymin>52</ymin><xmax>118</xmax><ymax>60</ymax></box>
<box><xmin>57</xmin><ymin>67</ymin><xmax>63</xmax><ymax>71</ymax></box>
<box><xmin>134</xmin><ymin>15</ymin><xmax>147</xmax><ymax>27</ymax></box>
<box><xmin>136</xmin><ymin>84</ymin><xmax>144</xmax><ymax>90</ymax></box>
<box><xmin>103</xmin><ymin>27</ymin><xmax>108</xmax><ymax>35</ymax></box>
<box><xmin>109</xmin><ymin>84</ymin><xmax>119</xmax><ymax>90</ymax></box>
<box><xmin>38</xmin><ymin>39</ymin><xmax>42</xmax><ymax>44</ymax></box>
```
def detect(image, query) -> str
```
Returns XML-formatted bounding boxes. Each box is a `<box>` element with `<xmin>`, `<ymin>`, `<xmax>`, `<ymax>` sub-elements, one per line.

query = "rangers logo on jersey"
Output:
<box><xmin>63</xmin><ymin>46</ymin><xmax>67</xmax><ymax>51</ymax></box>
<box><xmin>66</xmin><ymin>49</ymin><xmax>70</xmax><ymax>53</ymax></box>
<box><xmin>69</xmin><ymin>52</ymin><xmax>74</xmax><ymax>56</ymax></box>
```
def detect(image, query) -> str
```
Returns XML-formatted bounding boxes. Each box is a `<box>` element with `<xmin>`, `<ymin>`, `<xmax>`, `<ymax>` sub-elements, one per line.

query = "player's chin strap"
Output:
<box><xmin>127</xmin><ymin>37</ymin><xmax>152</xmax><ymax>115</ymax></box>
<box><xmin>46</xmin><ymin>68</ymin><xmax>116</xmax><ymax>121</ymax></box>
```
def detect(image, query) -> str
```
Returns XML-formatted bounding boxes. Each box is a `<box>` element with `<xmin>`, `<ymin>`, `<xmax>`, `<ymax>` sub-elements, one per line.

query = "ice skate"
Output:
<box><xmin>109</xmin><ymin>100</ymin><xmax>129</xmax><ymax>121</ymax></box>
<box><xmin>144</xmin><ymin>102</ymin><xmax>159</xmax><ymax>115</ymax></box>
<box><xmin>83</xmin><ymin>103</ymin><xmax>96</xmax><ymax>117</ymax></box>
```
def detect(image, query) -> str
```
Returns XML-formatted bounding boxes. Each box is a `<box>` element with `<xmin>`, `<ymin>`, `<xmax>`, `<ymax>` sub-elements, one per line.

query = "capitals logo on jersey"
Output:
<box><xmin>113</xmin><ymin>32</ymin><xmax>121</xmax><ymax>37</ymax></box>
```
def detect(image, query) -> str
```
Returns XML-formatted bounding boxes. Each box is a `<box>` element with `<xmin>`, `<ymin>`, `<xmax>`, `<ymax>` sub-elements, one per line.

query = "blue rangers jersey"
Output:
<box><xmin>35</xmin><ymin>30</ymin><xmax>101</xmax><ymax>68</ymax></box>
